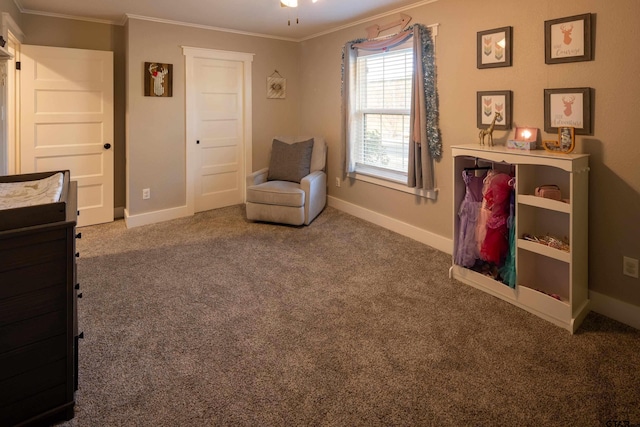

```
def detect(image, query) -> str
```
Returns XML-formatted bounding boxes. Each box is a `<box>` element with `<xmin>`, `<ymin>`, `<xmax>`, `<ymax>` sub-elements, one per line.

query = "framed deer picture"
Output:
<box><xmin>545</xmin><ymin>13</ymin><xmax>592</xmax><ymax>64</ymax></box>
<box><xmin>544</xmin><ymin>87</ymin><xmax>592</xmax><ymax>134</ymax></box>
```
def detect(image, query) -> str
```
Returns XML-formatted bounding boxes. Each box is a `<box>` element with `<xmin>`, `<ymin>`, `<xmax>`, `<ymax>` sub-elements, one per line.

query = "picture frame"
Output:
<box><xmin>477</xmin><ymin>90</ymin><xmax>512</xmax><ymax>130</ymax></box>
<box><xmin>267</xmin><ymin>76</ymin><xmax>286</xmax><ymax>99</ymax></box>
<box><xmin>544</xmin><ymin>87</ymin><xmax>592</xmax><ymax>134</ymax></box>
<box><xmin>545</xmin><ymin>13</ymin><xmax>592</xmax><ymax>64</ymax></box>
<box><xmin>144</xmin><ymin>62</ymin><xmax>173</xmax><ymax>97</ymax></box>
<box><xmin>477</xmin><ymin>26</ymin><xmax>512</xmax><ymax>69</ymax></box>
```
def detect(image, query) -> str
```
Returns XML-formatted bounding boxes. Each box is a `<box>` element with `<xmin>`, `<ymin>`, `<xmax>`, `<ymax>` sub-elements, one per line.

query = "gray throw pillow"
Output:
<box><xmin>267</xmin><ymin>138</ymin><xmax>315</xmax><ymax>183</ymax></box>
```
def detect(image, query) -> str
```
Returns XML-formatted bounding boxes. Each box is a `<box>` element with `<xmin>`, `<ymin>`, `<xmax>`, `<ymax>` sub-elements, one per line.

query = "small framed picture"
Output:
<box><xmin>477</xmin><ymin>26</ymin><xmax>513</xmax><ymax>69</ymax></box>
<box><xmin>144</xmin><ymin>62</ymin><xmax>172</xmax><ymax>97</ymax></box>
<box><xmin>477</xmin><ymin>90</ymin><xmax>512</xmax><ymax>130</ymax></box>
<box><xmin>544</xmin><ymin>87</ymin><xmax>592</xmax><ymax>134</ymax></box>
<box><xmin>267</xmin><ymin>76</ymin><xmax>286</xmax><ymax>99</ymax></box>
<box><xmin>545</xmin><ymin>13</ymin><xmax>592</xmax><ymax>64</ymax></box>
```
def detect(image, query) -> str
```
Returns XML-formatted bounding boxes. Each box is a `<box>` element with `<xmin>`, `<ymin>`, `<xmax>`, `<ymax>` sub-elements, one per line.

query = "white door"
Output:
<box><xmin>192</xmin><ymin>57</ymin><xmax>245</xmax><ymax>213</ymax></box>
<box><xmin>20</xmin><ymin>45</ymin><xmax>114</xmax><ymax>227</ymax></box>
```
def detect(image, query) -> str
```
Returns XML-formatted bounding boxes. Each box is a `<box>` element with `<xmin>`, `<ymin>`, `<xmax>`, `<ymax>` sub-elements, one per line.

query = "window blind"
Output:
<box><xmin>355</xmin><ymin>47</ymin><xmax>413</xmax><ymax>174</ymax></box>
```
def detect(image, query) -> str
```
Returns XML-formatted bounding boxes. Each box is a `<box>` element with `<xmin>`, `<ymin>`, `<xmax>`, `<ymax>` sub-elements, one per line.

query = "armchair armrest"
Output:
<box><xmin>300</xmin><ymin>171</ymin><xmax>327</xmax><ymax>225</ymax></box>
<box><xmin>247</xmin><ymin>167</ymin><xmax>269</xmax><ymax>187</ymax></box>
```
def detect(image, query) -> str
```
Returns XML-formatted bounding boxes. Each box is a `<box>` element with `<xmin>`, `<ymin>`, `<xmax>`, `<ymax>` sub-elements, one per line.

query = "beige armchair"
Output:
<box><xmin>246</xmin><ymin>136</ymin><xmax>327</xmax><ymax>226</ymax></box>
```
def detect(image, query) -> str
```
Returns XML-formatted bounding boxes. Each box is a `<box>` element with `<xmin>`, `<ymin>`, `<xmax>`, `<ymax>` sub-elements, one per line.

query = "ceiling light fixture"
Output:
<box><xmin>280</xmin><ymin>0</ymin><xmax>318</xmax><ymax>8</ymax></box>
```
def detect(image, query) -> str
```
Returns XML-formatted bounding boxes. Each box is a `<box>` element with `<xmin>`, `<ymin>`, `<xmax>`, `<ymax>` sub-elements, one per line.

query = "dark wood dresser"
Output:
<box><xmin>0</xmin><ymin>175</ymin><xmax>81</xmax><ymax>426</ymax></box>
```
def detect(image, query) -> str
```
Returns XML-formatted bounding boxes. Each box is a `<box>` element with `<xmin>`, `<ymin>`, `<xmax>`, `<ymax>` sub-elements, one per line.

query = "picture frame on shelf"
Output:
<box><xmin>477</xmin><ymin>90</ymin><xmax>512</xmax><ymax>130</ymax></box>
<box><xmin>544</xmin><ymin>87</ymin><xmax>591</xmax><ymax>134</ymax></box>
<box><xmin>477</xmin><ymin>26</ymin><xmax>512</xmax><ymax>69</ymax></box>
<box><xmin>545</xmin><ymin>13</ymin><xmax>592</xmax><ymax>64</ymax></box>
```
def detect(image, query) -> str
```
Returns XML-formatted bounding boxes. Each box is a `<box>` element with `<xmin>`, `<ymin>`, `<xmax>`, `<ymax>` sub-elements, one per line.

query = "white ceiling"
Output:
<box><xmin>14</xmin><ymin>0</ymin><xmax>434</xmax><ymax>41</ymax></box>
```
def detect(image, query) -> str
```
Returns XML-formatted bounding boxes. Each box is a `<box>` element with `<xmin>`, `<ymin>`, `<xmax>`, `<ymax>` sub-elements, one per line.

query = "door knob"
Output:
<box><xmin>196</xmin><ymin>140</ymin><xmax>200</xmax><ymax>144</ymax></box>
<box><xmin>104</xmin><ymin>143</ymin><xmax>112</xmax><ymax>149</ymax></box>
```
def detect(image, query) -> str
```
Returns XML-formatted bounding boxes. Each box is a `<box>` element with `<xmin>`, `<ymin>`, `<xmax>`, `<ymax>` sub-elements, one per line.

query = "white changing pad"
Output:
<box><xmin>0</xmin><ymin>172</ymin><xmax>65</xmax><ymax>210</ymax></box>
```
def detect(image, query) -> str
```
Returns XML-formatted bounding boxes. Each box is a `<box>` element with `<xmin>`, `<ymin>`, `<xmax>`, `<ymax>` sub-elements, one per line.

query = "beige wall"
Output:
<box><xmin>20</xmin><ymin>14</ymin><xmax>127</xmax><ymax>211</ymax></box>
<box><xmin>126</xmin><ymin>18</ymin><xmax>300</xmax><ymax>215</ymax></box>
<box><xmin>4</xmin><ymin>0</ymin><xmax>639</xmax><ymax>309</ymax></box>
<box><xmin>301</xmin><ymin>0</ymin><xmax>640</xmax><ymax>307</ymax></box>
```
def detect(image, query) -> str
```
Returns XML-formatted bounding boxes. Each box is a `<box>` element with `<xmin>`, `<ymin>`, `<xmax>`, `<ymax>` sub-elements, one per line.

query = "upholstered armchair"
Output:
<box><xmin>246</xmin><ymin>136</ymin><xmax>327</xmax><ymax>226</ymax></box>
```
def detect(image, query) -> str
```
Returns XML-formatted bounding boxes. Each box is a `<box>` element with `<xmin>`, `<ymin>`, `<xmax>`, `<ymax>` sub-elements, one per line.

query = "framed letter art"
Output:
<box><xmin>545</xmin><ymin>14</ymin><xmax>592</xmax><ymax>64</ymax></box>
<box><xmin>477</xmin><ymin>26</ymin><xmax>512</xmax><ymax>69</ymax></box>
<box><xmin>544</xmin><ymin>87</ymin><xmax>592</xmax><ymax>134</ymax></box>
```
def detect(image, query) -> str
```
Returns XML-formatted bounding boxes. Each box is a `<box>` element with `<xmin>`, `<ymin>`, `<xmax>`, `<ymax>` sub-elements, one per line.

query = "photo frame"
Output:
<box><xmin>144</xmin><ymin>62</ymin><xmax>172</xmax><ymax>97</ymax></box>
<box><xmin>477</xmin><ymin>26</ymin><xmax>512</xmax><ymax>69</ymax></box>
<box><xmin>267</xmin><ymin>71</ymin><xmax>286</xmax><ymax>99</ymax></box>
<box><xmin>477</xmin><ymin>90</ymin><xmax>512</xmax><ymax>130</ymax></box>
<box><xmin>544</xmin><ymin>87</ymin><xmax>592</xmax><ymax>134</ymax></box>
<box><xmin>545</xmin><ymin>13</ymin><xmax>592</xmax><ymax>64</ymax></box>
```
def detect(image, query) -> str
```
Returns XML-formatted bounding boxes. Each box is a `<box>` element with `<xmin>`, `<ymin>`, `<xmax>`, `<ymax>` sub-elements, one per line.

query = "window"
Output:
<box><xmin>342</xmin><ymin>24</ymin><xmax>440</xmax><ymax>198</ymax></box>
<box><xmin>354</xmin><ymin>45</ymin><xmax>413</xmax><ymax>182</ymax></box>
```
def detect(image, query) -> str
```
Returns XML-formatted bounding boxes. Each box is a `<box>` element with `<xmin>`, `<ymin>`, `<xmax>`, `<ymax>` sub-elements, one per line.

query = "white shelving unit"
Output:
<box><xmin>450</xmin><ymin>144</ymin><xmax>589</xmax><ymax>333</ymax></box>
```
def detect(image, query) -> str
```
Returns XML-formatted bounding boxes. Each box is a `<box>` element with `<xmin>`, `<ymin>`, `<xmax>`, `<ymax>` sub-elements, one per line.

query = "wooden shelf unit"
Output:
<box><xmin>450</xmin><ymin>144</ymin><xmax>589</xmax><ymax>333</ymax></box>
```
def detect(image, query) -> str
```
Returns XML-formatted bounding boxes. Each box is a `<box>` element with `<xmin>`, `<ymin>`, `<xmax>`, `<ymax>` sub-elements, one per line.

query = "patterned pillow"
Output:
<box><xmin>267</xmin><ymin>138</ymin><xmax>315</xmax><ymax>183</ymax></box>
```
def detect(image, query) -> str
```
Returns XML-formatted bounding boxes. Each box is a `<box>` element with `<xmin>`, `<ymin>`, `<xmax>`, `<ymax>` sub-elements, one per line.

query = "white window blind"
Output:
<box><xmin>355</xmin><ymin>47</ymin><xmax>413</xmax><ymax>177</ymax></box>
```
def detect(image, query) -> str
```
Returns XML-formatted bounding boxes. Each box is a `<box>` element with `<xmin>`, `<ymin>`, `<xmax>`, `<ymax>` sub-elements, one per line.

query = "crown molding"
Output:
<box><xmin>12</xmin><ymin>0</ymin><xmax>439</xmax><ymax>43</ymax></box>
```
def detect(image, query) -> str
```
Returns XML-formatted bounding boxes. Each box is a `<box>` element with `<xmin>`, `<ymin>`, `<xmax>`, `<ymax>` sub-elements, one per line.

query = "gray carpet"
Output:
<box><xmin>57</xmin><ymin>205</ymin><xmax>640</xmax><ymax>426</ymax></box>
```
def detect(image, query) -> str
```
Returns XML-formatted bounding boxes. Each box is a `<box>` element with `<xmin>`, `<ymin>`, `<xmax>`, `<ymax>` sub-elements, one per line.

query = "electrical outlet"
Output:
<box><xmin>335</xmin><ymin>177</ymin><xmax>341</xmax><ymax>187</ymax></box>
<box><xmin>623</xmin><ymin>256</ymin><xmax>639</xmax><ymax>279</ymax></box>
<box><xmin>142</xmin><ymin>188</ymin><xmax>151</xmax><ymax>200</ymax></box>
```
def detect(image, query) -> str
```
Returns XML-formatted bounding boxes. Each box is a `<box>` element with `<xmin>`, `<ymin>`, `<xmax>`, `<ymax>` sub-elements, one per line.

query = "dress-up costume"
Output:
<box><xmin>475</xmin><ymin>170</ymin><xmax>496</xmax><ymax>257</ymax></box>
<box><xmin>454</xmin><ymin>170</ymin><xmax>486</xmax><ymax>267</ymax></box>
<box><xmin>479</xmin><ymin>172</ymin><xmax>512</xmax><ymax>264</ymax></box>
<box><xmin>499</xmin><ymin>185</ymin><xmax>517</xmax><ymax>288</ymax></box>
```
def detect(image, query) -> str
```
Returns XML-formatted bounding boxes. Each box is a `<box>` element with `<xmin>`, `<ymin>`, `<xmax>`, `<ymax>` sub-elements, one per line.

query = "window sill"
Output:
<box><xmin>351</xmin><ymin>168</ymin><xmax>438</xmax><ymax>200</ymax></box>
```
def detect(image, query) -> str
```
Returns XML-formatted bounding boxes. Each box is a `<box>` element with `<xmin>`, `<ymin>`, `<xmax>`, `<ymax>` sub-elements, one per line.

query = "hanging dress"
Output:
<box><xmin>454</xmin><ymin>170</ymin><xmax>485</xmax><ymax>267</ymax></box>
<box><xmin>480</xmin><ymin>172</ymin><xmax>512</xmax><ymax>265</ymax></box>
<box><xmin>475</xmin><ymin>169</ymin><xmax>496</xmax><ymax>257</ymax></box>
<box><xmin>499</xmin><ymin>184</ymin><xmax>517</xmax><ymax>288</ymax></box>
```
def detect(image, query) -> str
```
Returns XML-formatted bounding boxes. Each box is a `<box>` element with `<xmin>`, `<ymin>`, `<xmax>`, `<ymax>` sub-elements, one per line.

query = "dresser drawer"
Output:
<box><xmin>0</xmin><ymin>285</ymin><xmax>66</xmax><ymax>326</ymax></box>
<box><xmin>0</xmin><ymin>311</ymin><xmax>66</xmax><ymax>353</ymax></box>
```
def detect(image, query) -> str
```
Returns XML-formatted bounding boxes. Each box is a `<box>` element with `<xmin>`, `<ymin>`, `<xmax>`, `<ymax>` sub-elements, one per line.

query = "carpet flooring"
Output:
<box><xmin>56</xmin><ymin>205</ymin><xmax>640</xmax><ymax>426</ymax></box>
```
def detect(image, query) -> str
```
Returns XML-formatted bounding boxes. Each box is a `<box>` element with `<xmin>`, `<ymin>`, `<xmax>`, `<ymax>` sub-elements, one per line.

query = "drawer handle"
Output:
<box><xmin>78</xmin><ymin>332</ymin><xmax>84</xmax><ymax>339</ymax></box>
<box><xmin>75</xmin><ymin>283</ymin><xmax>80</xmax><ymax>290</ymax></box>
<box><xmin>76</xmin><ymin>232</ymin><xmax>82</xmax><ymax>239</ymax></box>
<box><xmin>75</xmin><ymin>252</ymin><xmax>80</xmax><ymax>258</ymax></box>
<box><xmin>77</xmin><ymin>292</ymin><xmax>83</xmax><ymax>298</ymax></box>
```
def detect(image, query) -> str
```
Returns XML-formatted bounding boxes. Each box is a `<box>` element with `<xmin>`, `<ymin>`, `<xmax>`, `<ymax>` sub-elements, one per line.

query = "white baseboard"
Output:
<box><xmin>589</xmin><ymin>291</ymin><xmax>640</xmax><ymax>331</ymax></box>
<box><xmin>328</xmin><ymin>196</ymin><xmax>453</xmax><ymax>254</ymax></box>
<box><xmin>327</xmin><ymin>197</ymin><xmax>640</xmax><ymax>331</ymax></box>
<box><xmin>124</xmin><ymin>205</ymin><xmax>191</xmax><ymax>228</ymax></box>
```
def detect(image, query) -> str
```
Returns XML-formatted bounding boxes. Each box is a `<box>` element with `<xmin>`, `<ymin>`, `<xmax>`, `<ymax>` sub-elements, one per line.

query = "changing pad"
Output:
<box><xmin>0</xmin><ymin>172</ymin><xmax>65</xmax><ymax>210</ymax></box>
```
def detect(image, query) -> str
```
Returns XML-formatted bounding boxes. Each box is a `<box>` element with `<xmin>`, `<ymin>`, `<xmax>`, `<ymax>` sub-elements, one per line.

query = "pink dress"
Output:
<box><xmin>480</xmin><ymin>172</ymin><xmax>512</xmax><ymax>264</ymax></box>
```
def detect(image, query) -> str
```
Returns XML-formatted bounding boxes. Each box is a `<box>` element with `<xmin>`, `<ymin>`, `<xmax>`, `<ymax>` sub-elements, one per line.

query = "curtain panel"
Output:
<box><xmin>341</xmin><ymin>24</ymin><xmax>441</xmax><ymax>191</ymax></box>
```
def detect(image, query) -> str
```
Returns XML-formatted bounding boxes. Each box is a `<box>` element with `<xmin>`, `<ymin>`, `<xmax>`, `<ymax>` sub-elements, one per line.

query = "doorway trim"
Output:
<box><xmin>182</xmin><ymin>46</ymin><xmax>254</xmax><ymax>216</ymax></box>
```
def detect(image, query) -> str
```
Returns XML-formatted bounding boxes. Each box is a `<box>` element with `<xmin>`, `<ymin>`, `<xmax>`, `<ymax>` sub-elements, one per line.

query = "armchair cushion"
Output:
<box><xmin>267</xmin><ymin>138</ymin><xmax>314</xmax><ymax>183</ymax></box>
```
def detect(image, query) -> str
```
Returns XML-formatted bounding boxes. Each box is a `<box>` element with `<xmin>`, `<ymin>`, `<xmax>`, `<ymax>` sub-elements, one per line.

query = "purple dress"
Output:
<box><xmin>454</xmin><ymin>170</ymin><xmax>485</xmax><ymax>267</ymax></box>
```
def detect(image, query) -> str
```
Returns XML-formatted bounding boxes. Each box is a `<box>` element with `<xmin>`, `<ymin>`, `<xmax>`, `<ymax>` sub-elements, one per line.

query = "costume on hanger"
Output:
<box><xmin>454</xmin><ymin>169</ymin><xmax>485</xmax><ymax>267</ymax></box>
<box><xmin>475</xmin><ymin>169</ymin><xmax>496</xmax><ymax>257</ymax></box>
<box><xmin>479</xmin><ymin>172</ymin><xmax>512</xmax><ymax>264</ymax></box>
<box><xmin>499</xmin><ymin>184</ymin><xmax>517</xmax><ymax>288</ymax></box>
